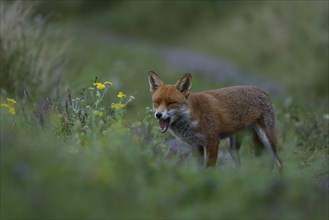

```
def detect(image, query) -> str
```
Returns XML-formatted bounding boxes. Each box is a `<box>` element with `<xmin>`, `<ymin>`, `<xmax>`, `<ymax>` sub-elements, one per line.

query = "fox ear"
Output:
<box><xmin>175</xmin><ymin>73</ymin><xmax>192</xmax><ymax>98</ymax></box>
<box><xmin>148</xmin><ymin>71</ymin><xmax>164</xmax><ymax>93</ymax></box>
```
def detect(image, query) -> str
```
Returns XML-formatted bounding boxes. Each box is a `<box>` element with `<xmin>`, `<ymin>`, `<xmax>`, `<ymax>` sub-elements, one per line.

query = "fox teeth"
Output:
<box><xmin>159</xmin><ymin>118</ymin><xmax>170</xmax><ymax>133</ymax></box>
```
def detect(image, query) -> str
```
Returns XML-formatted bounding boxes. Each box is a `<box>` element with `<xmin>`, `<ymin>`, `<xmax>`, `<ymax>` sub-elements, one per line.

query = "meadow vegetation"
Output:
<box><xmin>1</xmin><ymin>1</ymin><xmax>328</xmax><ymax>219</ymax></box>
<box><xmin>0</xmin><ymin>1</ymin><xmax>66</xmax><ymax>98</ymax></box>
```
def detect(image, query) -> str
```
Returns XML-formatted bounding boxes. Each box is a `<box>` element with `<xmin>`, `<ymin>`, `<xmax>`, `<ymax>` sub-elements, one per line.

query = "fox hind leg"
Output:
<box><xmin>228</xmin><ymin>135</ymin><xmax>243</xmax><ymax>167</ymax></box>
<box><xmin>252</xmin><ymin>131</ymin><xmax>265</xmax><ymax>156</ymax></box>
<box><xmin>253</xmin><ymin>124</ymin><xmax>282</xmax><ymax>170</ymax></box>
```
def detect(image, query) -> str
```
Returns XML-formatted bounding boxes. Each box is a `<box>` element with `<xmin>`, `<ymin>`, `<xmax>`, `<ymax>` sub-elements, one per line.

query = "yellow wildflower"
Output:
<box><xmin>111</xmin><ymin>103</ymin><xmax>126</xmax><ymax>109</ymax></box>
<box><xmin>134</xmin><ymin>121</ymin><xmax>143</xmax><ymax>126</ymax></box>
<box><xmin>6</xmin><ymin>98</ymin><xmax>16</xmax><ymax>104</ymax></box>
<box><xmin>104</xmin><ymin>81</ymin><xmax>113</xmax><ymax>85</ymax></box>
<box><xmin>9</xmin><ymin>107</ymin><xmax>16</xmax><ymax>115</ymax></box>
<box><xmin>117</xmin><ymin>92</ymin><xmax>126</xmax><ymax>98</ymax></box>
<box><xmin>97</xmin><ymin>111</ymin><xmax>104</xmax><ymax>117</ymax></box>
<box><xmin>1</xmin><ymin>98</ymin><xmax>17</xmax><ymax>115</ymax></box>
<box><xmin>93</xmin><ymin>82</ymin><xmax>106</xmax><ymax>90</ymax></box>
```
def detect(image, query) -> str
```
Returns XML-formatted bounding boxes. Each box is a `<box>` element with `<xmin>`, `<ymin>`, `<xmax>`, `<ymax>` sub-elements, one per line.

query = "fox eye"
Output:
<box><xmin>168</xmin><ymin>101</ymin><xmax>177</xmax><ymax>105</ymax></box>
<box><xmin>153</xmin><ymin>101</ymin><xmax>160</xmax><ymax>106</ymax></box>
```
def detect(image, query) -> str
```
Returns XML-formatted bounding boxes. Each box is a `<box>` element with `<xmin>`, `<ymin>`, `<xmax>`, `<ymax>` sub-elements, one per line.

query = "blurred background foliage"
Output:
<box><xmin>1</xmin><ymin>0</ymin><xmax>328</xmax><ymax>219</ymax></box>
<box><xmin>35</xmin><ymin>0</ymin><xmax>328</xmax><ymax>99</ymax></box>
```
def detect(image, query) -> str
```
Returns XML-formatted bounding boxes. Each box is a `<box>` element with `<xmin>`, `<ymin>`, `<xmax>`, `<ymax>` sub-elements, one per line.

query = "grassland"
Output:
<box><xmin>1</xmin><ymin>1</ymin><xmax>328</xmax><ymax>219</ymax></box>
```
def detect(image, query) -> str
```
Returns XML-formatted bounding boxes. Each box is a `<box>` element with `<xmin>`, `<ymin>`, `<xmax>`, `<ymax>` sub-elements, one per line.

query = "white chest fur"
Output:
<box><xmin>169</xmin><ymin>110</ymin><xmax>205</xmax><ymax>147</ymax></box>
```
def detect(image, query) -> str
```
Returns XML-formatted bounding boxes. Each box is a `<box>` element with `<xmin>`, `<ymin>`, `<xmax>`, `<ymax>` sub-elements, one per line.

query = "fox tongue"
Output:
<box><xmin>159</xmin><ymin>118</ymin><xmax>170</xmax><ymax>133</ymax></box>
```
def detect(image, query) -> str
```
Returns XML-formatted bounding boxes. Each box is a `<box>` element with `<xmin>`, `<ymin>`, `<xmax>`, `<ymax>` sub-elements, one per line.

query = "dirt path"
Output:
<box><xmin>161</xmin><ymin>47</ymin><xmax>285</xmax><ymax>95</ymax></box>
<box><xmin>74</xmin><ymin>27</ymin><xmax>285</xmax><ymax>95</ymax></box>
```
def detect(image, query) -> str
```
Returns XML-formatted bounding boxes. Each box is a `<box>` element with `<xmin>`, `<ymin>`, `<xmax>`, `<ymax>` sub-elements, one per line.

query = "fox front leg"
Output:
<box><xmin>191</xmin><ymin>145</ymin><xmax>205</xmax><ymax>167</ymax></box>
<box><xmin>206</xmin><ymin>140</ymin><xmax>219</xmax><ymax>168</ymax></box>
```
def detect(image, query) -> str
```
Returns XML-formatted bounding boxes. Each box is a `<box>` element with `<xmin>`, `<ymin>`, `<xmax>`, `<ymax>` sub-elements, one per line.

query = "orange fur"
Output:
<box><xmin>148</xmin><ymin>71</ymin><xmax>282</xmax><ymax>169</ymax></box>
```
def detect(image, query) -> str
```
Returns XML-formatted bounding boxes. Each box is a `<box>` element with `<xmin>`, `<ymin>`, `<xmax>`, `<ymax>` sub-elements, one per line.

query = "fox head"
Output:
<box><xmin>148</xmin><ymin>71</ymin><xmax>192</xmax><ymax>133</ymax></box>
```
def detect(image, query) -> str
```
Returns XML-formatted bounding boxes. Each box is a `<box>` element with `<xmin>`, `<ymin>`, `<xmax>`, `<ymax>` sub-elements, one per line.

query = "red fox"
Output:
<box><xmin>148</xmin><ymin>71</ymin><xmax>282</xmax><ymax>169</ymax></box>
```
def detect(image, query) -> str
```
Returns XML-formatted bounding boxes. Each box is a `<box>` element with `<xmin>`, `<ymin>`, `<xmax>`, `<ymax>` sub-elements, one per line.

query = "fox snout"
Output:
<box><xmin>155</xmin><ymin>112</ymin><xmax>162</xmax><ymax>119</ymax></box>
<box><xmin>154</xmin><ymin>111</ymin><xmax>170</xmax><ymax>120</ymax></box>
<box><xmin>154</xmin><ymin>111</ymin><xmax>171</xmax><ymax>133</ymax></box>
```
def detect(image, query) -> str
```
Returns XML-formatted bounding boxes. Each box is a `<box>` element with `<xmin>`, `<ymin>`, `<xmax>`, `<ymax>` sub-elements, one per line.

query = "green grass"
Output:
<box><xmin>52</xmin><ymin>1</ymin><xmax>328</xmax><ymax>100</ymax></box>
<box><xmin>0</xmin><ymin>1</ymin><xmax>65</xmax><ymax>98</ymax></box>
<box><xmin>1</xmin><ymin>98</ymin><xmax>328</xmax><ymax>219</ymax></box>
<box><xmin>48</xmin><ymin>23</ymin><xmax>224</xmax><ymax>122</ymax></box>
<box><xmin>178</xmin><ymin>1</ymin><xmax>328</xmax><ymax>99</ymax></box>
<box><xmin>1</xmin><ymin>1</ymin><xmax>328</xmax><ymax>219</ymax></box>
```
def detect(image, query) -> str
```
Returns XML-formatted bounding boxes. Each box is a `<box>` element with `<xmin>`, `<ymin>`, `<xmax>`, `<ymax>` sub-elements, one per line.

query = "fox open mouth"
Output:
<box><xmin>159</xmin><ymin>118</ymin><xmax>170</xmax><ymax>133</ymax></box>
